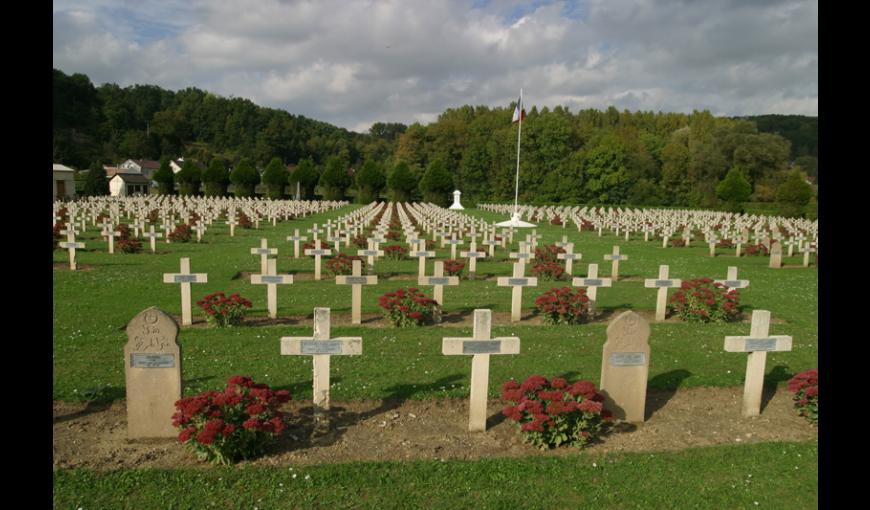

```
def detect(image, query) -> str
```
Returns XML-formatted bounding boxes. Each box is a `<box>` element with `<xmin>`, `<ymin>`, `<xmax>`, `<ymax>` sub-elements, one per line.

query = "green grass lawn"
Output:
<box><xmin>53</xmin><ymin>204</ymin><xmax>818</xmax><ymax>402</ymax></box>
<box><xmin>53</xmin><ymin>440</ymin><xmax>818</xmax><ymax>509</ymax></box>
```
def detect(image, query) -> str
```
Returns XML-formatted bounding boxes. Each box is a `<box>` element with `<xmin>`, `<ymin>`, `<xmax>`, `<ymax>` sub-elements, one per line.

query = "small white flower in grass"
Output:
<box><xmin>592</xmin><ymin>462</ymin><xmax>597</xmax><ymax>467</ymax></box>
<box><xmin>292</xmin><ymin>473</ymin><xmax>297</xmax><ymax>479</ymax></box>
<box><xmin>305</xmin><ymin>475</ymin><xmax>311</xmax><ymax>480</ymax></box>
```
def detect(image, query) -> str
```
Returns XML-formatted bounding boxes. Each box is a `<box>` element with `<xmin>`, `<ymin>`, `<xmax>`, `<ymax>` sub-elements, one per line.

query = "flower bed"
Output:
<box><xmin>443</xmin><ymin>259</ymin><xmax>465</xmax><ymax>276</ymax></box>
<box><xmin>534</xmin><ymin>287</ymin><xmax>590</xmax><ymax>324</ymax></box>
<box><xmin>715</xmin><ymin>239</ymin><xmax>734</xmax><ymax>248</ymax></box>
<box><xmin>787</xmin><ymin>369</ymin><xmax>818</xmax><ymax>424</ymax></box>
<box><xmin>378</xmin><ymin>287</ymin><xmax>438</xmax><ymax>327</ymax></box>
<box><xmin>501</xmin><ymin>375</ymin><xmax>611</xmax><ymax>449</ymax></box>
<box><xmin>116</xmin><ymin>223</ymin><xmax>131</xmax><ymax>240</ymax></box>
<box><xmin>383</xmin><ymin>244</ymin><xmax>408</xmax><ymax>260</ymax></box>
<box><xmin>744</xmin><ymin>244</ymin><xmax>769</xmax><ymax>256</ymax></box>
<box><xmin>670</xmin><ymin>239</ymin><xmax>687</xmax><ymax>247</ymax></box>
<box><xmin>534</xmin><ymin>244</ymin><xmax>565</xmax><ymax>264</ymax></box>
<box><xmin>169</xmin><ymin>224</ymin><xmax>192</xmax><ymax>242</ymax></box>
<box><xmin>386</xmin><ymin>230</ymin><xmax>402</xmax><ymax>240</ymax></box>
<box><xmin>352</xmin><ymin>235</ymin><xmax>368</xmax><ymax>248</ymax></box>
<box><xmin>173</xmin><ymin>375</ymin><xmax>291</xmax><ymax>465</ymax></box>
<box><xmin>531</xmin><ymin>262</ymin><xmax>565</xmax><ymax>281</ymax></box>
<box><xmin>668</xmin><ymin>278</ymin><xmax>740</xmax><ymax>322</ymax></box>
<box><xmin>327</xmin><ymin>253</ymin><xmax>363</xmax><ymax>275</ymax></box>
<box><xmin>117</xmin><ymin>239</ymin><xmax>142</xmax><ymax>254</ymax></box>
<box><xmin>550</xmin><ymin>215</ymin><xmax>563</xmax><ymax>226</ymax></box>
<box><xmin>238</xmin><ymin>213</ymin><xmax>253</xmax><ymax>229</ymax></box>
<box><xmin>196</xmin><ymin>292</ymin><xmax>253</xmax><ymax>327</ymax></box>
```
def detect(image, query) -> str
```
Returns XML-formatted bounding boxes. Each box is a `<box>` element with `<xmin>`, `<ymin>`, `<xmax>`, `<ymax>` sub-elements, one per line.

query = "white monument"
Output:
<box><xmin>449</xmin><ymin>190</ymin><xmax>464</xmax><ymax>210</ymax></box>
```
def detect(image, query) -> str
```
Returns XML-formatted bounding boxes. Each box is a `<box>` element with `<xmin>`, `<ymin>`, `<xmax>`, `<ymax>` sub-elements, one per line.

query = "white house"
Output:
<box><xmin>120</xmin><ymin>159</ymin><xmax>161</xmax><ymax>180</ymax></box>
<box><xmin>109</xmin><ymin>173</ymin><xmax>151</xmax><ymax>197</ymax></box>
<box><xmin>53</xmin><ymin>163</ymin><xmax>76</xmax><ymax>200</ymax></box>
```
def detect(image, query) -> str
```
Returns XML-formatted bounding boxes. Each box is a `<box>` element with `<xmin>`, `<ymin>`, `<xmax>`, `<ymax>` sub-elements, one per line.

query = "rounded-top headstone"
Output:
<box><xmin>124</xmin><ymin>307</ymin><xmax>182</xmax><ymax>439</ymax></box>
<box><xmin>600</xmin><ymin>311</ymin><xmax>651</xmax><ymax>423</ymax></box>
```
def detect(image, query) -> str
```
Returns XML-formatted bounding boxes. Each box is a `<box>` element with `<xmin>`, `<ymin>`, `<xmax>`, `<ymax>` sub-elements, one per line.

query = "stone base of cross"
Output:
<box><xmin>442</xmin><ymin>309</ymin><xmax>520</xmax><ymax>431</ymax></box>
<box><xmin>724</xmin><ymin>310</ymin><xmax>792</xmax><ymax>417</ymax></box>
<box><xmin>281</xmin><ymin>308</ymin><xmax>362</xmax><ymax>435</ymax></box>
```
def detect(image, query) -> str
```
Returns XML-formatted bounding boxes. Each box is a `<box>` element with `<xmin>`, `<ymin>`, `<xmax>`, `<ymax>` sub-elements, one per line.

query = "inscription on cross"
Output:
<box><xmin>556</xmin><ymin>242</ymin><xmax>582</xmax><ymax>276</ymax></box>
<box><xmin>281</xmin><ymin>308</ymin><xmax>362</xmax><ymax>434</ymax></box>
<box><xmin>724</xmin><ymin>310</ymin><xmax>793</xmax><ymax>417</ymax></box>
<box><xmin>442</xmin><ymin>309</ymin><xmax>520</xmax><ymax>432</ymax></box>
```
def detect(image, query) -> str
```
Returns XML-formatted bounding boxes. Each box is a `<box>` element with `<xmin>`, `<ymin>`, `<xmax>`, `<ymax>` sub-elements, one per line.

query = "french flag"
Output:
<box><xmin>511</xmin><ymin>92</ymin><xmax>526</xmax><ymax>124</ymax></box>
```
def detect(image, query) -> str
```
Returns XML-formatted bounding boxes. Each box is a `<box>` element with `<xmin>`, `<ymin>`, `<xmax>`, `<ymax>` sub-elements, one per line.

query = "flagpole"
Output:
<box><xmin>513</xmin><ymin>88</ymin><xmax>522</xmax><ymax>219</ymax></box>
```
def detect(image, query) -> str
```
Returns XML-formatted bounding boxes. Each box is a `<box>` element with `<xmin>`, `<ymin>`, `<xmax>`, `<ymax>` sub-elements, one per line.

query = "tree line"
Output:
<box><xmin>54</xmin><ymin>69</ymin><xmax>817</xmax><ymax>218</ymax></box>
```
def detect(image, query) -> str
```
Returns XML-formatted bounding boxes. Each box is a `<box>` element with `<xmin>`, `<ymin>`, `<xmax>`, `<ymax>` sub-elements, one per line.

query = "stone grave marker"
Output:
<box><xmin>251</xmin><ymin>258</ymin><xmax>294</xmax><ymax>318</ymax></box>
<box><xmin>280</xmin><ymin>308</ymin><xmax>362</xmax><ymax>433</ymax></box>
<box><xmin>496</xmin><ymin>262</ymin><xmax>539</xmax><ymax>322</ymax></box>
<box><xmin>442</xmin><ymin>309</ymin><xmax>520</xmax><ymax>432</ymax></box>
<box><xmin>644</xmin><ymin>265</ymin><xmax>682</xmax><ymax>321</ymax></box>
<box><xmin>162</xmin><ymin>258</ymin><xmax>208</xmax><ymax>326</ymax></box>
<box><xmin>59</xmin><ymin>223</ymin><xmax>85</xmax><ymax>270</ymax></box>
<box><xmin>768</xmin><ymin>241</ymin><xmax>783</xmax><ymax>269</ymax></box>
<box><xmin>724</xmin><ymin>310</ymin><xmax>792</xmax><ymax>417</ymax></box>
<box><xmin>599</xmin><ymin>310</ymin><xmax>651</xmax><ymax>423</ymax></box>
<box><xmin>459</xmin><ymin>240</ymin><xmax>486</xmax><ymax>278</ymax></box>
<box><xmin>336</xmin><ymin>259</ymin><xmax>378</xmax><ymax>324</ymax></box>
<box><xmin>410</xmin><ymin>241</ymin><xmax>436</xmax><ymax>278</ymax></box>
<box><xmin>124</xmin><ymin>307</ymin><xmax>182</xmax><ymax>438</ymax></box>
<box><xmin>143</xmin><ymin>225</ymin><xmax>163</xmax><ymax>253</ymax></box>
<box><xmin>557</xmin><ymin>242</ymin><xmax>581</xmax><ymax>276</ymax></box>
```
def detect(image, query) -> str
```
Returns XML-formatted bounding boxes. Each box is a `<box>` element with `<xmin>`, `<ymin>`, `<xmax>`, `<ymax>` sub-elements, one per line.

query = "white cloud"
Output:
<box><xmin>53</xmin><ymin>0</ymin><xmax>817</xmax><ymax>132</ymax></box>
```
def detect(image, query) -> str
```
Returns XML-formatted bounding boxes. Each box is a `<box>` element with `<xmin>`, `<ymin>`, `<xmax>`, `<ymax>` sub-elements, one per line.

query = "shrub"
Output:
<box><xmin>668</xmin><ymin>278</ymin><xmax>741</xmax><ymax>323</ymax></box>
<box><xmin>261</xmin><ymin>157</ymin><xmax>288</xmax><ymax>199</ymax></box>
<box><xmin>168</xmin><ymin>224</ymin><xmax>192</xmax><ymax>242</ymax></box>
<box><xmin>744</xmin><ymin>243</ymin><xmax>769</xmax><ymax>256</ymax></box>
<box><xmin>531</xmin><ymin>262</ymin><xmax>565</xmax><ymax>281</ymax></box>
<box><xmin>378</xmin><ymin>287</ymin><xmax>438</xmax><ymax>327</ymax></box>
<box><xmin>550</xmin><ymin>215</ymin><xmax>563</xmax><ymax>226</ymax></box>
<box><xmin>352</xmin><ymin>235</ymin><xmax>368</xmax><ymax>248</ymax></box>
<box><xmin>327</xmin><ymin>253</ymin><xmax>363</xmax><ymax>276</ymax></box>
<box><xmin>302</xmin><ymin>241</ymin><xmax>317</xmax><ymax>252</ymax></box>
<box><xmin>670</xmin><ymin>239</ymin><xmax>686</xmax><ymax>247</ymax></box>
<box><xmin>425</xmin><ymin>239</ymin><xmax>436</xmax><ymax>250</ymax></box>
<box><xmin>534</xmin><ymin>287</ymin><xmax>590</xmax><ymax>325</ymax></box>
<box><xmin>419</xmin><ymin>159</ymin><xmax>453</xmax><ymax>206</ymax></box>
<box><xmin>117</xmin><ymin>239</ymin><xmax>142</xmax><ymax>253</ymax></box>
<box><xmin>443</xmin><ymin>259</ymin><xmax>465</xmax><ymax>276</ymax></box>
<box><xmin>501</xmin><ymin>375</ymin><xmax>612</xmax><ymax>450</ymax></box>
<box><xmin>116</xmin><ymin>223</ymin><xmax>131</xmax><ymax>240</ymax></box>
<box><xmin>173</xmin><ymin>375</ymin><xmax>291</xmax><ymax>465</ymax></box>
<box><xmin>230</xmin><ymin>159</ymin><xmax>260</xmax><ymax>198</ymax></box>
<box><xmin>787</xmin><ymin>369</ymin><xmax>818</xmax><ymax>424</ymax></box>
<box><xmin>197</xmin><ymin>292</ymin><xmax>253</xmax><ymax>327</ymax></box>
<box><xmin>238</xmin><ymin>212</ymin><xmax>253</xmax><ymax>229</ymax></box>
<box><xmin>534</xmin><ymin>244</ymin><xmax>565</xmax><ymax>264</ymax></box>
<box><xmin>386</xmin><ymin>230</ymin><xmax>402</xmax><ymax>240</ymax></box>
<box><xmin>383</xmin><ymin>244</ymin><xmax>408</xmax><ymax>260</ymax></box>
<box><xmin>715</xmin><ymin>239</ymin><xmax>734</xmax><ymax>248</ymax></box>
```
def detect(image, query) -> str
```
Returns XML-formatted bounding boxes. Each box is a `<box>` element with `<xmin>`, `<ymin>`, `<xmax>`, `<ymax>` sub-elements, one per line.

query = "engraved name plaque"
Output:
<box><xmin>462</xmin><ymin>341</ymin><xmax>502</xmax><ymax>354</ymax></box>
<box><xmin>610</xmin><ymin>352</ymin><xmax>646</xmax><ymax>366</ymax></box>
<box><xmin>744</xmin><ymin>338</ymin><xmax>778</xmax><ymax>352</ymax></box>
<box><xmin>300</xmin><ymin>340</ymin><xmax>343</xmax><ymax>355</ymax></box>
<box><xmin>507</xmin><ymin>278</ymin><xmax>528</xmax><ymax>286</ymax></box>
<box><xmin>174</xmin><ymin>275</ymin><xmax>198</xmax><ymax>283</ymax></box>
<box><xmin>131</xmin><ymin>353</ymin><xmax>176</xmax><ymax>368</ymax></box>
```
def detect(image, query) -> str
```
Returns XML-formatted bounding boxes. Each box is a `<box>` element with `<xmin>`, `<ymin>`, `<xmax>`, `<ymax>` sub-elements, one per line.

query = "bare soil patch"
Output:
<box><xmin>53</xmin><ymin>386</ymin><xmax>815</xmax><ymax>471</ymax></box>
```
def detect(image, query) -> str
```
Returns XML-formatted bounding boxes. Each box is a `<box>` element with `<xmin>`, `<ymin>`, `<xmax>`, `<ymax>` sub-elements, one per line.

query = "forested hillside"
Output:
<box><xmin>53</xmin><ymin>69</ymin><xmax>817</xmax><ymax>211</ymax></box>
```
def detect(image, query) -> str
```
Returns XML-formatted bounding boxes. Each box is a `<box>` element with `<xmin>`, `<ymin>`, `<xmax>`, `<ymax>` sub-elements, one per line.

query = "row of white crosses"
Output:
<box><xmin>280</xmin><ymin>307</ymin><xmax>518</xmax><ymax>434</ymax></box>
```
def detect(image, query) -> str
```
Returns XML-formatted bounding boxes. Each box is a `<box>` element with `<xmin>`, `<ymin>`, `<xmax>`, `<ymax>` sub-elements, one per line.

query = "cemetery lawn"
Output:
<box><xmin>53</xmin><ymin>206</ymin><xmax>818</xmax><ymax>403</ymax></box>
<box><xmin>53</xmin><ymin>440</ymin><xmax>818</xmax><ymax>509</ymax></box>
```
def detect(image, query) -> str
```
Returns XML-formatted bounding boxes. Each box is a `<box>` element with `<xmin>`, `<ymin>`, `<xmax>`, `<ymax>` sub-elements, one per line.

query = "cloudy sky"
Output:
<box><xmin>53</xmin><ymin>0</ymin><xmax>817</xmax><ymax>133</ymax></box>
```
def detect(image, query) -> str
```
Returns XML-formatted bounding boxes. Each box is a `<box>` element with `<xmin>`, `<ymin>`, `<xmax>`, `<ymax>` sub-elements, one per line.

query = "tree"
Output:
<box><xmin>202</xmin><ymin>158</ymin><xmax>229</xmax><ymax>196</ymax></box>
<box><xmin>419</xmin><ymin>159</ymin><xmax>454</xmax><ymax>206</ymax></box>
<box><xmin>175</xmin><ymin>160</ymin><xmax>202</xmax><ymax>196</ymax></box>
<box><xmin>775</xmin><ymin>170</ymin><xmax>813</xmax><ymax>217</ymax></box>
<box><xmin>387</xmin><ymin>162</ymin><xmax>418</xmax><ymax>202</ymax></box>
<box><xmin>261</xmin><ymin>157</ymin><xmax>288</xmax><ymax>199</ymax></box>
<box><xmin>288</xmin><ymin>158</ymin><xmax>319</xmax><ymax>199</ymax></box>
<box><xmin>716</xmin><ymin>165</ymin><xmax>752</xmax><ymax>212</ymax></box>
<box><xmin>355</xmin><ymin>160</ymin><xmax>386</xmax><ymax>203</ymax></box>
<box><xmin>230</xmin><ymin>158</ymin><xmax>260</xmax><ymax>197</ymax></box>
<box><xmin>318</xmin><ymin>156</ymin><xmax>351</xmax><ymax>200</ymax></box>
<box><xmin>153</xmin><ymin>157</ymin><xmax>175</xmax><ymax>195</ymax></box>
<box><xmin>581</xmin><ymin>138</ymin><xmax>631</xmax><ymax>204</ymax></box>
<box><xmin>82</xmin><ymin>161</ymin><xmax>109</xmax><ymax>196</ymax></box>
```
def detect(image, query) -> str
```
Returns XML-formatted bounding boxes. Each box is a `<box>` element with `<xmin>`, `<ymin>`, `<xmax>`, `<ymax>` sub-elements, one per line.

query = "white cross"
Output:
<box><xmin>162</xmin><ymin>258</ymin><xmax>208</xmax><ymax>326</ymax></box>
<box><xmin>603</xmin><ymin>246</ymin><xmax>628</xmax><ymax>281</ymax></box>
<box><xmin>724</xmin><ymin>310</ymin><xmax>793</xmax><ymax>417</ymax></box>
<box><xmin>715</xmin><ymin>266</ymin><xmax>750</xmax><ymax>291</ymax></box>
<box><xmin>250</xmin><ymin>239</ymin><xmax>278</xmax><ymax>275</ymax></box>
<box><xmin>496</xmin><ymin>262</ymin><xmax>538</xmax><ymax>322</ymax></box>
<box><xmin>442</xmin><ymin>309</ymin><xmax>520</xmax><ymax>432</ymax></box>
<box><xmin>572</xmin><ymin>263</ymin><xmax>612</xmax><ymax>312</ymax></box>
<box><xmin>556</xmin><ymin>243</ymin><xmax>582</xmax><ymax>276</ymax></box>
<box><xmin>409</xmin><ymin>240</ymin><xmax>436</xmax><ymax>278</ymax></box>
<box><xmin>644</xmin><ymin>265</ymin><xmax>682</xmax><ymax>321</ymax></box>
<box><xmin>459</xmin><ymin>240</ymin><xmax>486</xmax><ymax>276</ymax></box>
<box><xmin>280</xmin><ymin>308</ymin><xmax>362</xmax><ymax>432</ymax></box>
<box><xmin>286</xmin><ymin>229</ymin><xmax>308</xmax><ymax>258</ymax></box>
<box><xmin>251</xmin><ymin>258</ymin><xmax>294</xmax><ymax>318</ymax></box>
<box><xmin>418</xmin><ymin>260</ymin><xmax>459</xmax><ymax>322</ymax></box>
<box><xmin>143</xmin><ymin>225</ymin><xmax>163</xmax><ymax>253</ymax></box>
<box><xmin>304</xmin><ymin>239</ymin><xmax>332</xmax><ymax>280</ymax></box>
<box><xmin>336</xmin><ymin>259</ymin><xmax>378</xmax><ymax>324</ymax></box>
<box><xmin>58</xmin><ymin>223</ymin><xmax>85</xmax><ymax>271</ymax></box>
